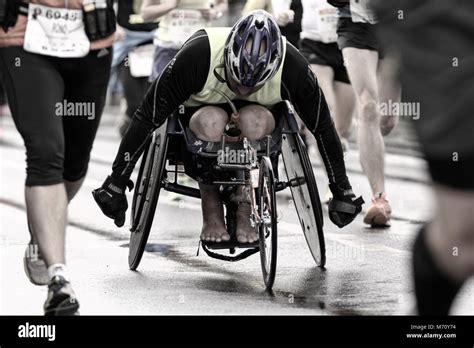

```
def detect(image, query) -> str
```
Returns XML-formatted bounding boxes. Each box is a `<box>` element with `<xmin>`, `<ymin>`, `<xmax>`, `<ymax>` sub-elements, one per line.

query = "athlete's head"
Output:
<box><xmin>224</xmin><ymin>10</ymin><xmax>283</xmax><ymax>97</ymax></box>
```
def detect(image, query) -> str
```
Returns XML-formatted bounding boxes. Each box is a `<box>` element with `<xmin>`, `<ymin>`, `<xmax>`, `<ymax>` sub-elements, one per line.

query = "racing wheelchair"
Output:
<box><xmin>128</xmin><ymin>100</ymin><xmax>325</xmax><ymax>290</ymax></box>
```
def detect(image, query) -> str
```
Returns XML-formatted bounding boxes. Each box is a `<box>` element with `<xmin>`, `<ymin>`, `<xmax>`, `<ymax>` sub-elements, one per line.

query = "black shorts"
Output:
<box><xmin>299</xmin><ymin>38</ymin><xmax>350</xmax><ymax>84</ymax></box>
<box><xmin>426</xmin><ymin>156</ymin><xmax>474</xmax><ymax>191</ymax></box>
<box><xmin>0</xmin><ymin>46</ymin><xmax>111</xmax><ymax>186</ymax></box>
<box><xmin>337</xmin><ymin>17</ymin><xmax>385</xmax><ymax>58</ymax></box>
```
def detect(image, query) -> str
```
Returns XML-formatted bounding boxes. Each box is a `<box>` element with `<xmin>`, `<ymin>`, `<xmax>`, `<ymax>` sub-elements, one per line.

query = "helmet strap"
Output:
<box><xmin>213</xmin><ymin>63</ymin><xmax>227</xmax><ymax>84</ymax></box>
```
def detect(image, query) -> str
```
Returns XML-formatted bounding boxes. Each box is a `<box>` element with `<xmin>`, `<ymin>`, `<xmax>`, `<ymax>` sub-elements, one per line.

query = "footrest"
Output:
<box><xmin>199</xmin><ymin>240</ymin><xmax>260</xmax><ymax>262</ymax></box>
<box><xmin>202</xmin><ymin>240</ymin><xmax>259</xmax><ymax>250</ymax></box>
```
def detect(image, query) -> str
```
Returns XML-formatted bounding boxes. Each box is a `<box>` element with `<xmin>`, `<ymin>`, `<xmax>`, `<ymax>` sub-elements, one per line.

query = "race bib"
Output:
<box><xmin>316</xmin><ymin>6</ymin><xmax>338</xmax><ymax>43</ymax></box>
<box><xmin>23</xmin><ymin>4</ymin><xmax>90</xmax><ymax>58</ymax></box>
<box><xmin>167</xmin><ymin>9</ymin><xmax>207</xmax><ymax>47</ymax></box>
<box><xmin>350</xmin><ymin>0</ymin><xmax>377</xmax><ymax>24</ymax></box>
<box><xmin>128</xmin><ymin>44</ymin><xmax>154</xmax><ymax>78</ymax></box>
<box><xmin>302</xmin><ymin>0</ymin><xmax>338</xmax><ymax>43</ymax></box>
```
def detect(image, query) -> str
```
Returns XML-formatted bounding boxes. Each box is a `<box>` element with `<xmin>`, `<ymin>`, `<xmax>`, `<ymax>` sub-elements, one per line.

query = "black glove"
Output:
<box><xmin>92</xmin><ymin>175</ymin><xmax>133</xmax><ymax>227</ymax></box>
<box><xmin>328</xmin><ymin>179</ymin><xmax>364</xmax><ymax>228</ymax></box>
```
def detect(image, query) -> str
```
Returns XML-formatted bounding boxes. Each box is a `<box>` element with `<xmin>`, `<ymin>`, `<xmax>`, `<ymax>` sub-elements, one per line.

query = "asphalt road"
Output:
<box><xmin>1</xmin><ymin>108</ymin><xmax>473</xmax><ymax>315</ymax></box>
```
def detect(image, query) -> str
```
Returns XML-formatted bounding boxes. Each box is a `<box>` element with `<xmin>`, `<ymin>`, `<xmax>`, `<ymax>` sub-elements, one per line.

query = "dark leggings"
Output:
<box><xmin>0</xmin><ymin>46</ymin><xmax>112</xmax><ymax>186</ymax></box>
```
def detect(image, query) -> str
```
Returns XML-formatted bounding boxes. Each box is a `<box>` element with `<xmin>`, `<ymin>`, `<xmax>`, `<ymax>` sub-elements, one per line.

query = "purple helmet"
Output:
<box><xmin>224</xmin><ymin>10</ymin><xmax>283</xmax><ymax>88</ymax></box>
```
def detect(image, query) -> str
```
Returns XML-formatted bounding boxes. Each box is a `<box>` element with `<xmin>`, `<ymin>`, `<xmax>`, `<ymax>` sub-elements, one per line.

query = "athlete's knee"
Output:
<box><xmin>238</xmin><ymin>105</ymin><xmax>275</xmax><ymax>140</ymax></box>
<box><xmin>358</xmin><ymin>90</ymin><xmax>379</xmax><ymax>124</ymax></box>
<box><xmin>25</xmin><ymin>137</ymin><xmax>64</xmax><ymax>186</ymax></box>
<box><xmin>380</xmin><ymin>116</ymin><xmax>397</xmax><ymax>136</ymax></box>
<box><xmin>189</xmin><ymin>106</ymin><xmax>228</xmax><ymax>142</ymax></box>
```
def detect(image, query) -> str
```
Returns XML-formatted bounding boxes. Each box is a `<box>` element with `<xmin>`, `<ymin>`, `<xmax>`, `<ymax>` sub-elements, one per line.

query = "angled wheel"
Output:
<box><xmin>128</xmin><ymin>121</ymin><xmax>168</xmax><ymax>270</ymax></box>
<box><xmin>281</xmin><ymin>132</ymin><xmax>326</xmax><ymax>267</ymax></box>
<box><xmin>258</xmin><ymin>156</ymin><xmax>278</xmax><ymax>290</ymax></box>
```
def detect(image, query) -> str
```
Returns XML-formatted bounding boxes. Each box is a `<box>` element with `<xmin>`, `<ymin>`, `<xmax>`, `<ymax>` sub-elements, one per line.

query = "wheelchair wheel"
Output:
<box><xmin>130</xmin><ymin>140</ymin><xmax>149</xmax><ymax>232</ymax></box>
<box><xmin>129</xmin><ymin>122</ymin><xmax>169</xmax><ymax>270</ymax></box>
<box><xmin>258</xmin><ymin>156</ymin><xmax>278</xmax><ymax>290</ymax></box>
<box><xmin>281</xmin><ymin>133</ymin><xmax>326</xmax><ymax>267</ymax></box>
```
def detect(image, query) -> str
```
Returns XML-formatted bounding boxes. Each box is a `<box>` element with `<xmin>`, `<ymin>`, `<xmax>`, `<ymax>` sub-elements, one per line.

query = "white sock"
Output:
<box><xmin>47</xmin><ymin>263</ymin><xmax>69</xmax><ymax>282</ymax></box>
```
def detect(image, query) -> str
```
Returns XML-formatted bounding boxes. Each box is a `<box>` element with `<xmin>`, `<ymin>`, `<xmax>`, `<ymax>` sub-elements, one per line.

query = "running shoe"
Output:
<box><xmin>44</xmin><ymin>275</ymin><xmax>80</xmax><ymax>316</ymax></box>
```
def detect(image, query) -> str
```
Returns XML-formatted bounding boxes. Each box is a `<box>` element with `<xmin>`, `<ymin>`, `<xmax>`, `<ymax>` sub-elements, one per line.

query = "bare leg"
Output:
<box><xmin>413</xmin><ymin>185</ymin><xmax>474</xmax><ymax>314</ymax></box>
<box><xmin>333</xmin><ymin>80</ymin><xmax>356</xmax><ymax>140</ymax></box>
<box><xmin>377</xmin><ymin>55</ymin><xmax>401</xmax><ymax>136</ymax></box>
<box><xmin>236</xmin><ymin>201</ymin><xmax>258</xmax><ymax>243</ymax></box>
<box><xmin>307</xmin><ymin>64</ymin><xmax>336</xmax><ymax>152</ymax></box>
<box><xmin>310</xmin><ymin>64</ymin><xmax>355</xmax><ymax>140</ymax></box>
<box><xmin>198</xmin><ymin>183</ymin><xmax>230</xmax><ymax>242</ymax></box>
<box><xmin>189</xmin><ymin>106</ymin><xmax>229</xmax><ymax>142</ymax></box>
<box><xmin>343</xmin><ymin>48</ymin><xmax>385</xmax><ymax>195</ymax></box>
<box><xmin>189</xmin><ymin>106</ymin><xmax>230</xmax><ymax>241</ymax></box>
<box><xmin>310</xmin><ymin>64</ymin><xmax>337</xmax><ymax>116</ymax></box>
<box><xmin>64</xmin><ymin>177</ymin><xmax>85</xmax><ymax>202</ymax></box>
<box><xmin>426</xmin><ymin>186</ymin><xmax>474</xmax><ymax>282</ymax></box>
<box><xmin>343</xmin><ymin>47</ymin><xmax>391</xmax><ymax>226</ymax></box>
<box><xmin>25</xmin><ymin>184</ymin><xmax>68</xmax><ymax>266</ymax></box>
<box><xmin>237</xmin><ymin>105</ymin><xmax>275</xmax><ymax>242</ymax></box>
<box><xmin>237</xmin><ymin>104</ymin><xmax>275</xmax><ymax>140</ymax></box>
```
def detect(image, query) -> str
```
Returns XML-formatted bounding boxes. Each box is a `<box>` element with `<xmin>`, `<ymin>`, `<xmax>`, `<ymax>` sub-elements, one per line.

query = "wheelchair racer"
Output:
<box><xmin>93</xmin><ymin>10</ymin><xmax>364</xmax><ymax>243</ymax></box>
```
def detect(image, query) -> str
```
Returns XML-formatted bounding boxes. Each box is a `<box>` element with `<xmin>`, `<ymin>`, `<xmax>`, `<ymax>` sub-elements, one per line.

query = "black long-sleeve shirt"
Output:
<box><xmin>112</xmin><ymin>30</ymin><xmax>347</xmax><ymax>186</ymax></box>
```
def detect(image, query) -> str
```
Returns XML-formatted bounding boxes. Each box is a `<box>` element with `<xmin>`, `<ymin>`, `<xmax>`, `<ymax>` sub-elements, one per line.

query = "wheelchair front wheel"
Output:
<box><xmin>258</xmin><ymin>156</ymin><xmax>278</xmax><ymax>290</ymax></box>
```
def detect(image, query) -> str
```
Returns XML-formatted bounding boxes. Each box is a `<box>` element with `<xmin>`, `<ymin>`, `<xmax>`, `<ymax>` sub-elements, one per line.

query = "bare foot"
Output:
<box><xmin>199</xmin><ymin>182</ymin><xmax>230</xmax><ymax>243</ymax></box>
<box><xmin>200</xmin><ymin>219</ymin><xmax>230</xmax><ymax>243</ymax></box>
<box><xmin>236</xmin><ymin>203</ymin><xmax>258</xmax><ymax>243</ymax></box>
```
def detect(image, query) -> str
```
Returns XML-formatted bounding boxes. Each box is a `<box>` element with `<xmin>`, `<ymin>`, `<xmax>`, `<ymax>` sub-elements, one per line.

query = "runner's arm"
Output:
<box><xmin>140</xmin><ymin>0</ymin><xmax>179</xmax><ymax>23</ymax></box>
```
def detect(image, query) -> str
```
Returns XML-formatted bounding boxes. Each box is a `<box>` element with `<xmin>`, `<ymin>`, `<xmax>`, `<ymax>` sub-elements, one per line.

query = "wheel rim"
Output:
<box><xmin>130</xmin><ymin>138</ymin><xmax>153</xmax><ymax>231</ymax></box>
<box><xmin>260</xmin><ymin>175</ymin><xmax>272</xmax><ymax>272</ymax></box>
<box><xmin>128</xmin><ymin>125</ymin><xmax>168</xmax><ymax>269</ymax></box>
<box><xmin>258</xmin><ymin>157</ymin><xmax>277</xmax><ymax>288</ymax></box>
<box><xmin>281</xmin><ymin>133</ymin><xmax>325</xmax><ymax>266</ymax></box>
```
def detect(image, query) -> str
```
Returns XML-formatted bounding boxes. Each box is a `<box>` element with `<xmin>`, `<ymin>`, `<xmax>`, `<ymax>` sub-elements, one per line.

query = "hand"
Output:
<box><xmin>92</xmin><ymin>175</ymin><xmax>134</xmax><ymax>227</ymax></box>
<box><xmin>275</xmin><ymin>10</ymin><xmax>295</xmax><ymax>27</ymax></box>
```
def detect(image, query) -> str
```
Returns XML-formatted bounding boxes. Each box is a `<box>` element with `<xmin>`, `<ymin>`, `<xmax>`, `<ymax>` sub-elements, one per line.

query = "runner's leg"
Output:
<box><xmin>377</xmin><ymin>55</ymin><xmax>401</xmax><ymax>136</ymax></box>
<box><xmin>343</xmin><ymin>47</ymin><xmax>385</xmax><ymax>195</ymax></box>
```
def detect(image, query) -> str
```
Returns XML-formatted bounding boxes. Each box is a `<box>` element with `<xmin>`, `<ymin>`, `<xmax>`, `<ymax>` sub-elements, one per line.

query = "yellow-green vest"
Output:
<box><xmin>184</xmin><ymin>27</ymin><xmax>286</xmax><ymax>107</ymax></box>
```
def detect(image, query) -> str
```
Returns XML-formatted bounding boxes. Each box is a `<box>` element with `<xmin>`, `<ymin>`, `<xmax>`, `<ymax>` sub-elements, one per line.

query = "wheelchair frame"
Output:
<box><xmin>128</xmin><ymin>101</ymin><xmax>326</xmax><ymax>290</ymax></box>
